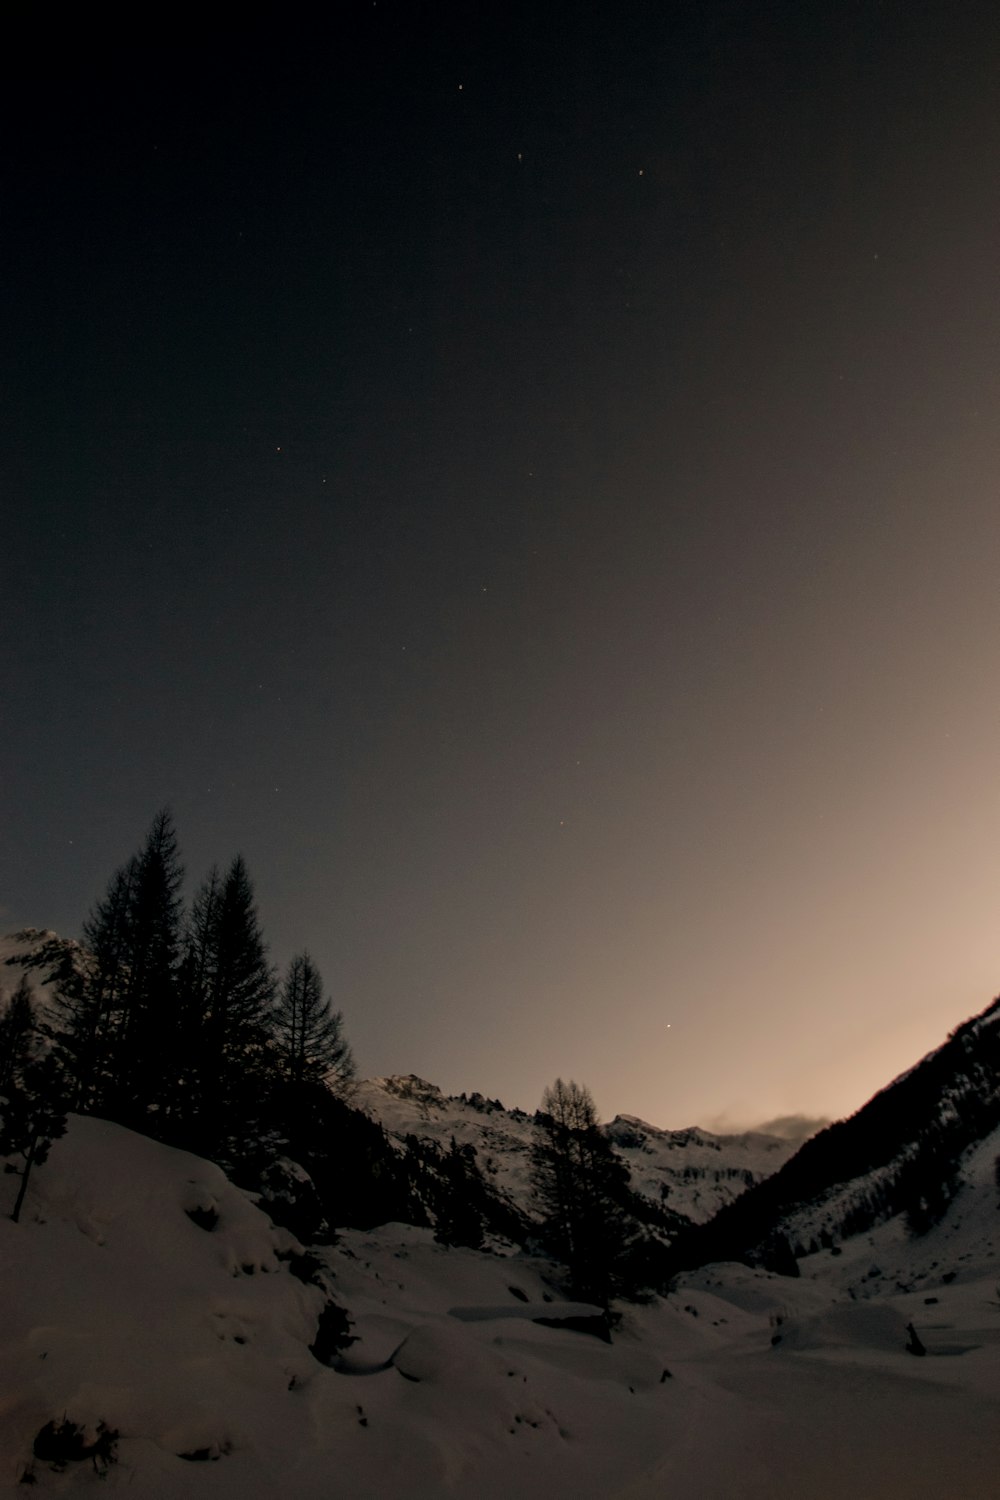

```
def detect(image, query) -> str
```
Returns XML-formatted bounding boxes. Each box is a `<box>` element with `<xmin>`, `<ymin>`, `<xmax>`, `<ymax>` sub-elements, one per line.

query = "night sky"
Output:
<box><xmin>5</xmin><ymin>3</ymin><xmax>1000</xmax><ymax>1131</ymax></box>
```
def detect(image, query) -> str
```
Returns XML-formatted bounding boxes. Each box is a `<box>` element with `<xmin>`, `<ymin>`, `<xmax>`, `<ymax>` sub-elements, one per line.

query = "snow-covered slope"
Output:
<box><xmin>354</xmin><ymin>1074</ymin><xmax>800</xmax><ymax>1230</ymax></box>
<box><xmin>5</xmin><ymin>929</ymin><xmax>999</xmax><ymax>1493</ymax></box>
<box><xmin>0</xmin><ymin>1115</ymin><xmax>327</xmax><ymax>1490</ymax></box>
<box><xmin>678</xmin><ymin>990</ymin><xmax>1000</xmax><ymax>1272</ymax></box>
<box><xmin>2</xmin><ymin>1112</ymin><xmax>998</xmax><ymax>1497</ymax></box>
<box><xmin>603</xmin><ymin>1114</ymin><xmax>797</xmax><ymax>1223</ymax></box>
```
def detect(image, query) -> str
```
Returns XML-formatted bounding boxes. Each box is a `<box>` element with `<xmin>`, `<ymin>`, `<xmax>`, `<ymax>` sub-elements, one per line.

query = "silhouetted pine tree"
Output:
<box><xmin>108</xmin><ymin>810</ymin><xmax>184</xmax><ymax>1123</ymax></box>
<box><xmin>55</xmin><ymin>811</ymin><xmax>184</xmax><ymax>1125</ymax></box>
<box><xmin>171</xmin><ymin>865</ymin><xmax>221</xmax><ymax>1133</ymax></box>
<box><xmin>0</xmin><ymin>977</ymin><xmax>35</xmax><ymax>1094</ymax></box>
<box><xmin>273</xmin><ymin>953</ymin><xmax>354</xmax><ymax>1093</ymax></box>
<box><xmin>531</xmin><ymin>1078</ymin><xmax>634</xmax><ymax>1306</ymax></box>
<box><xmin>70</xmin><ymin>860</ymin><xmax>136</xmax><ymax>1109</ymax></box>
<box><xmin>0</xmin><ymin>977</ymin><xmax>68</xmax><ymax>1222</ymax></box>
<box><xmin>180</xmin><ymin>855</ymin><xmax>276</xmax><ymax>1163</ymax></box>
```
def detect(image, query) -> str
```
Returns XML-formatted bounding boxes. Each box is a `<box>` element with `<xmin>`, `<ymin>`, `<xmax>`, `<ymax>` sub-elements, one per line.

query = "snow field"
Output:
<box><xmin>2</xmin><ymin>1114</ymin><xmax>999</xmax><ymax>1496</ymax></box>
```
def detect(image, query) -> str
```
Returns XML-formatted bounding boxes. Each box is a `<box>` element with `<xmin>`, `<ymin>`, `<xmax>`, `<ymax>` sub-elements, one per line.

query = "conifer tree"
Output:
<box><xmin>531</xmin><ymin>1078</ymin><xmax>633</xmax><ymax>1306</ymax></box>
<box><xmin>0</xmin><ymin>977</ymin><xmax>68</xmax><ymax>1222</ymax></box>
<box><xmin>60</xmin><ymin>810</ymin><xmax>184</xmax><ymax>1124</ymax></box>
<box><xmin>0</xmin><ymin>977</ymin><xmax>35</xmax><ymax>1094</ymax></box>
<box><xmin>72</xmin><ymin>860</ymin><xmax>136</xmax><ymax>1109</ymax></box>
<box><xmin>180</xmin><ymin>855</ymin><xmax>276</xmax><ymax>1161</ymax></box>
<box><xmin>109</xmin><ymin>810</ymin><xmax>184</xmax><ymax>1121</ymax></box>
<box><xmin>273</xmin><ymin>952</ymin><xmax>354</xmax><ymax>1094</ymax></box>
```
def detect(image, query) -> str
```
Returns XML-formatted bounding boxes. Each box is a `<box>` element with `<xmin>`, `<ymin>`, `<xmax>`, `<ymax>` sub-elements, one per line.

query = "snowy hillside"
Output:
<box><xmin>4</xmin><ymin>927</ymin><xmax>1000</xmax><ymax>1493</ymax></box>
<box><xmin>674</xmin><ymin>988</ymin><xmax>1000</xmax><ymax>1272</ymax></box>
<box><xmin>602</xmin><ymin>1115</ymin><xmax>797</xmax><ymax>1224</ymax></box>
<box><xmin>354</xmin><ymin>1074</ymin><xmax>800</xmax><ymax>1230</ymax></box>
<box><xmin>2</xmin><ymin>1112</ymin><xmax>998</xmax><ymax>1496</ymax></box>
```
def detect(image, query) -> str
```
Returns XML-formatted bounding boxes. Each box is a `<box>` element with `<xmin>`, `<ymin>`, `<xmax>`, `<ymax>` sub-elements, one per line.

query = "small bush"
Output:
<box><xmin>32</xmin><ymin>1419</ymin><xmax>117</xmax><ymax>1473</ymax></box>
<box><xmin>309</xmin><ymin>1299</ymin><xmax>355</xmax><ymax>1364</ymax></box>
<box><xmin>283</xmin><ymin>1249</ymin><xmax>327</xmax><ymax>1288</ymax></box>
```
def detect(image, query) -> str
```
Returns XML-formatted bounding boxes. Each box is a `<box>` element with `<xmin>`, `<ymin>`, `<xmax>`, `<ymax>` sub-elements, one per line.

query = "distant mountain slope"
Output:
<box><xmin>353</xmin><ymin>1075</ymin><xmax>800</xmax><ymax>1233</ymax></box>
<box><xmin>602</xmin><ymin>1115</ymin><xmax>798</xmax><ymax>1224</ymax></box>
<box><xmin>676</xmin><ymin>991</ymin><xmax>1000</xmax><ymax>1271</ymax></box>
<box><xmin>0</xmin><ymin>930</ymin><xmax>818</xmax><ymax>1241</ymax></box>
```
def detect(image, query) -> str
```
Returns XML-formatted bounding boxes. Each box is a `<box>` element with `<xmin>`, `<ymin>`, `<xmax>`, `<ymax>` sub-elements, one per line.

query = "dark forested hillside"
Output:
<box><xmin>672</xmin><ymin>994</ymin><xmax>1000</xmax><ymax>1272</ymax></box>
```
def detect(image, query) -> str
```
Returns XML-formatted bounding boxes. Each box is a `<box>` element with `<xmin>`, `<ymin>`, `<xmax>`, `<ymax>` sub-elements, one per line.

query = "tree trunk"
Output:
<box><xmin>10</xmin><ymin>1133</ymin><xmax>37</xmax><ymax>1224</ymax></box>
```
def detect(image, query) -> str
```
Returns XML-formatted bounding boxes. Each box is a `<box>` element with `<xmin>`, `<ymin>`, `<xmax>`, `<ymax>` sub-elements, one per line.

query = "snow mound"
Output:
<box><xmin>391</xmin><ymin>1322</ymin><xmax>507</xmax><ymax>1385</ymax></box>
<box><xmin>0</xmin><ymin>1116</ymin><xmax>324</xmax><ymax>1488</ymax></box>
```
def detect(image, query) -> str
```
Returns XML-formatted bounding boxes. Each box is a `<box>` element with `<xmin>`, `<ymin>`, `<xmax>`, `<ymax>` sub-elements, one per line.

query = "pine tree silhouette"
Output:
<box><xmin>531</xmin><ymin>1078</ymin><xmax>633</xmax><ymax>1306</ymax></box>
<box><xmin>180</xmin><ymin>855</ymin><xmax>276</xmax><ymax>1162</ymax></box>
<box><xmin>273</xmin><ymin>953</ymin><xmax>354</xmax><ymax>1093</ymax></box>
<box><xmin>56</xmin><ymin>810</ymin><xmax>183</xmax><ymax>1125</ymax></box>
<box><xmin>0</xmin><ymin>976</ymin><xmax>67</xmax><ymax>1222</ymax></box>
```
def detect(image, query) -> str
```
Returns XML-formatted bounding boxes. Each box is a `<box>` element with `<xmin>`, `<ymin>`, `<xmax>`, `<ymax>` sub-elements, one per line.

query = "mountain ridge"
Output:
<box><xmin>671</xmin><ymin>987</ymin><xmax>1000</xmax><ymax>1271</ymax></box>
<box><xmin>352</xmin><ymin>1072</ymin><xmax>802</xmax><ymax>1233</ymax></box>
<box><xmin>6</xmin><ymin>926</ymin><xmax>1000</xmax><ymax>1268</ymax></box>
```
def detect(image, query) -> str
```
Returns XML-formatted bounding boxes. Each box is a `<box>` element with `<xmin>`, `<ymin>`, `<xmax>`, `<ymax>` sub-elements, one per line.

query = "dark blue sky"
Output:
<box><xmin>5</xmin><ymin>2</ymin><xmax>1000</xmax><ymax>1128</ymax></box>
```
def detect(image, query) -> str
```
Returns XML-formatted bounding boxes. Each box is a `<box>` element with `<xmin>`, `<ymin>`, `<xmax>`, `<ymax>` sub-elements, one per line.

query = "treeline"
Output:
<box><xmin>65</xmin><ymin>811</ymin><xmax>353</xmax><ymax>1160</ymax></box>
<box><xmin>1</xmin><ymin>817</ymin><xmax>676</xmax><ymax>1308</ymax></box>
<box><xmin>1</xmin><ymin>810</ymin><xmax>354</xmax><ymax>1217</ymax></box>
<box><xmin>0</xmin><ymin>812</ymin><xmax>570</xmax><ymax>1271</ymax></box>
